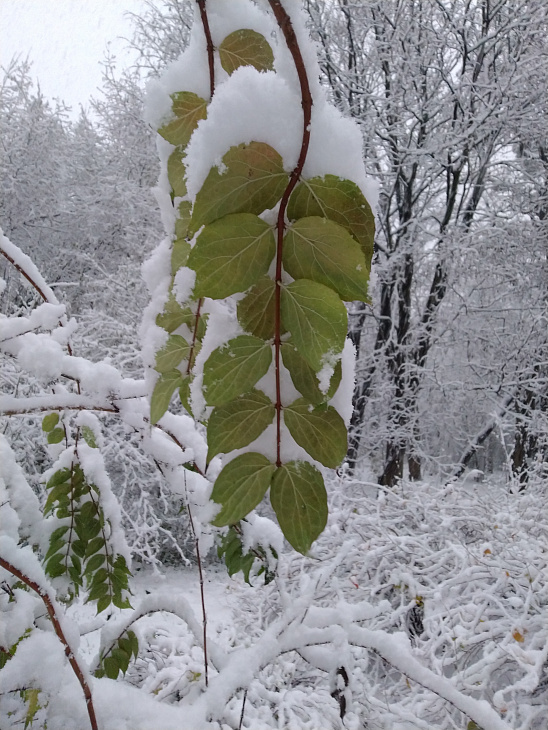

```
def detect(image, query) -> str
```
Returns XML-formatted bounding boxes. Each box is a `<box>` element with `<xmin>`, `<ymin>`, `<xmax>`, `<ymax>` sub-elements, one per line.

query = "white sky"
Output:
<box><xmin>0</xmin><ymin>0</ymin><xmax>150</xmax><ymax>117</ymax></box>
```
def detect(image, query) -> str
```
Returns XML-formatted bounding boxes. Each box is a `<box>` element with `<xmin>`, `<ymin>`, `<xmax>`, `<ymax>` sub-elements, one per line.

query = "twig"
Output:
<box><xmin>0</xmin><ymin>556</ymin><xmax>99</xmax><ymax>730</ymax></box>
<box><xmin>187</xmin><ymin>502</ymin><xmax>209</xmax><ymax>687</ymax></box>
<box><xmin>238</xmin><ymin>688</ymin><xmax>248</xmax><ymax>730</ymax></box>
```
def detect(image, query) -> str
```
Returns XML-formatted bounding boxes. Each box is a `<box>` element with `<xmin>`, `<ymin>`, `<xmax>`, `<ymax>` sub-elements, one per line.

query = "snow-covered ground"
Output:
<box><xmin>4</xmin><ymin>471</ymin><xmax>544</xmax><ymax>730</ymax></box>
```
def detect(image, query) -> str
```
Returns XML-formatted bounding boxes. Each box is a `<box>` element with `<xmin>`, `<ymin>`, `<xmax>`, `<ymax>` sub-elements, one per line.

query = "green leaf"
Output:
<box><xmin>46</xmin><ymin>468</ymin><xmax>71</xmax><ymax>489</ymax></box>
<box><xmin>211</xmin><ymin>453</ymin><xmax>275</xmax><ymax>526</ymax></box>
<box><xmin>47</xmin><ymin>427</ymin><xmax>65</xmax><ymax>445</ymax></box>
<box><xmin>150</xmin><ymin>370</ymin><xmax>184</xmax><ymax>424</ymax></box>
<box><xmin>283</xmin><ymin>216</ymin><xmax>369</xmax><ymax>301</ymax></box>
<box><xmin>128</xmin><ymin>631</ymin><xmax>139</xmax><ymax>658</ymax></box>
<box><xmin>158</xmin><ymin>91</ymin><xmax>207</xmax><ymax>147</ymax></box>
<box><xmin>42</xmin><ymin>412</ymin><xmax>59</xmax><ymax>432</ymax></box>
<box><xmin>174</xmin><ymin>202</ymin><xmax>192</xmax><ymax>244</ymax></box>
<box><xmin>281</xmin><ymin>343</ymin><xmax>341</xmax><ymax>404</ymax></box>
<box><xmin>112</xmin><ymin>648</ymin><xmax>130</xmax><ymax>674</ymax></box>
<box><xmin>155</xmin><ymin>334</ymin><xmax>190</xmax><ymax>373</ymax></box>
<box><xmin>167</xmin><ymin>147</ymin><xmax>187</xmax><ymax>197</ymax></box>
<box><xmin>103</xmin><ymin>655</ymin><xmax>119</xmax><ymax>679</ymax></box>
<box><xmin>85</xmin><ymin>553</ymin><xmax>105</xmax><ymax>576</ymax></box>
<box><xmin>219</xmin><ymin>29</ymin><xmax>275</xmax><ymax>74</ymax></box>
<box><xmin>288</xmin><ymin>175</ymin><xmax>375</xmax><ymax>266</ymax></box>
<box><xmin>207</xmin><ymin>390</ymin><xmax>275</xmax><ymax>460</ymax></box>
<box><xmin>171</xmin><ymin>239</ymin><xmax>191</xmax><ymax>277</ymax></box>
<box><xmin>190</xmin><ymin>142</ymin><xmax>288</xmax><ymax>233</ymax></box>
<box><xmin>237</xmin><ymin>276</ymin><xmax>277</xmax><ymax>340</ymax></box>
<box><xmin>156</xmin><ymin>294</ymin><xmax>187</xmax><ymax>333</ymax></box>
<box><xmin>84</xmin><ymin>536</ymin><xmax>104</xmax><ymax>558</ymax></box>
<box><xmin>284</xmin><ymin>398</ymin><xmax>347</xmax><ymax>468</ymax></box>
<box><xmin>188</xmin><ymin>213</ymin><xmax>275</xmax><ymax>299</ymax></box>
<box><xmin>81</xmin><ymin>425</ymin><xmax>98</xmax><ymax>448</ymax></box>
<box><xmin>44</xmin><ymin>538</ymin><xmax>66</xmax><ymax>562</ymax></box>
<box><xmin>178</xmin><ymin>377</ymin><xmax>192</xmax><ymax>415</ymax></box>
<box><xmin>203</xmin><ymin>335</ymin><xmax>272</xmax><ymax>406</ymax></box>
<box><xmin>281</xmin><ymin>280</ymin><xmax>347</xmax><ymax>371</ymax></box>
<box><xmin>270</xmin><ymin>462</ymin><xmax>328</xmax><ymax>554</ymax></box>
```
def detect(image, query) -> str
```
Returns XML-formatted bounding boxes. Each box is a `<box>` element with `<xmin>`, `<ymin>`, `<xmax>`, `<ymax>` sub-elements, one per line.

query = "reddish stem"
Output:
<box><xmin>268</xmin><ymin>0</ymin><xmax>313</xmax><ymax>466</ymax></box>
<box><xmin>0</xmin><ymin>557</ymin><xmax>99</xmax><ymax>730</ymax></box>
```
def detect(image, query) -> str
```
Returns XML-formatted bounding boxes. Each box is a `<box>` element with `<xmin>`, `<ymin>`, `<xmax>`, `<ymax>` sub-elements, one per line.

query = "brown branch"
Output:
<box><xmin>197</xmin><ymin>0</ymin><xmax>215</xmax><ymax>100</ymax></box>
<box><xmin>1</xmin><ymin>243</ymin><xmax>75</xmax><ymax>360</ymax></box>
<box><xmin>0</xmin><ymin>556</ymin><xmax>99</xmax><ymax>730</ymax></box>
<box><xmin>268</xmin><ymin>0</ymin><xmax>313</xmax><ymax>466</ymax></box>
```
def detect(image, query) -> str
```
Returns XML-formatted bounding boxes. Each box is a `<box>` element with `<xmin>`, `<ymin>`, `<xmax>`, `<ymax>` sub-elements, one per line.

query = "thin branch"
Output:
<box><xmin>0</xmin><ymin>556</ymin><xmax>98</xmax><ymax>730</ymax></box>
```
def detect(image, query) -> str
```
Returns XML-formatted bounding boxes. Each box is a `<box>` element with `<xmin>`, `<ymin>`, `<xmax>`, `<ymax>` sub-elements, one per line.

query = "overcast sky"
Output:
<box><xmin>0</xmin><ymin>0</ymin><xmax>150</xmax><ymax>117</ymax></box>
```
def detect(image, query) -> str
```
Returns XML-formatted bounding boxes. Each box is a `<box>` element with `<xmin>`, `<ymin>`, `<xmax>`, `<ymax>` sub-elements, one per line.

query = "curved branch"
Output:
<box><xmin>0</xmin><ymin>554</ymin><xmax>98</xmax><ymax>730</ymax></box>
<box><xmin>268</xmin><ymin>0</ymin><xmax>314</xmax><ymax>466</ymax></box>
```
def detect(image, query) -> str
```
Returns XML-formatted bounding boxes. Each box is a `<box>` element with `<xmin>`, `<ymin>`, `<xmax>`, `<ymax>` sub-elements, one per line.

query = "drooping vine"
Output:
<box><xmin>148</xmin><ymin>0</ymin><xmax>375</xmax><ymax>557</ymax></box>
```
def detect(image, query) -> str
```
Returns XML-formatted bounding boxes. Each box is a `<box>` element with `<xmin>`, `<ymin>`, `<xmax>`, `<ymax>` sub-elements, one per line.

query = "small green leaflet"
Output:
<box><xmin>156</xmin><ymin>294</ymin><xmax>188</xmax><ymax>333</ymax></box>
<box><xmin>203</xmin><ymin>336</ymin><xmax>272</xmax><ymax>406</ymax></box>
<box><xmin>42</xmin><ymin>412</ymin><xmax>59</xmax><ymax>432</ymax></box>
<box><xmin>207</xmin><ymin>390</ymin><xmax>275</xmax><ymax>460</ymax></box>
<box><xmin>150</xmin><ymin>370</ymin><xmax>184</xmax><ymax>424</ymax></box>
<box><xmin>190</xmin><ymin>142</ymin><xmax>288</xmax><ymax>234</ymax></box>
<box><xmin>167</xmin><ymin>147</ymin><xmax>187</xmax><ymax>198</ymax></box>
<box><xmin>175</xmin><ymin>201</ymin><xmax>192</xmax><ymax>242</ymax></box>
<box><xmin>237</xmin><ymin>276</ymin><xmax>277</xmax><ymax>339</ymax></box>
<box><xmin>48</xmin><ymin>428</ymin><xmax>65</xmax><ymax>444</ymax></box>
<box><xmin>281</xmin><ymin>343</ymin><xmax>341</xmax><ymax>404</ymax></box>
<box><xmin>287</xmin><ymin>175</ymin><xmax>375</xmax><ymax>266</ymax></box>
<box><xmin>283</xmin><ymin>216</ymin><xmax>369</xmax><ymax>301</ymax></box>
<box><xmin>158</xmin><ymin>91</ymin><xmax>208</xmax><ymax>147</ymax></box>
<box><xmin>219</xmin><ymin>29</ymin><xmax>275</xmax><ymax>74</ymax></box>
<box><xmin>81</xmin><ymin>426</ymin><xmax>98</xmax><ymax>449</ymax></box>
<box><xmin>281</xmin><ymin>279</ymin><xmax>347</xmax><ymax>372</ymax></box>
<box><xmin>284</xmin><ymin>398</ymin><xmax>347</xmax><ymax>468</ymax></box>
<box><xmin>188</xmin><ymin>213</ymin><xmax>275</xmax><ymax>298</ymax></box>
<box><xmin>211</xmin><ymin>453</ymin><xmax>275</xmax><ymax>526</ymax></box>
<box><xmin>154</xmin><ymin>334</ymin><xmax>190</xmax><ymax>373</ymax></box>
<box><xmin>270</xmin><ymin>462</ymin><xmax>328</xmax><ymax>555</ymax></box>
<box><xmin>171</xmin><ymin>237</ymin><xmax>191</xmax><ymax>276</ymax></box>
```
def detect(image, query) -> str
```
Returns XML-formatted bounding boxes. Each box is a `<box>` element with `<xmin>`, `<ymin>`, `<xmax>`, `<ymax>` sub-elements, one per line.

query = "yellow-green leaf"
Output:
<box><xmin>219</xmin><ymin>29</ymin><xmax>275</xmax><ymax>74</ymax></box>
<box><xmin>281</xmin><ymin>343</ymin><xmax>341</xmax><ymax>404</ymax></box>
<box><xmin>190</xmin><ymin>142</ymin><xmax>288</xmax><ymax>234</ymax></box>
<box><xmin>174</xmin><ymin>201</ymin><xmax>192</xmax><ymax>242</ymax></box>
<box><xmin>283</xmin><ymin>216</ymin><xmax>369</xmax><ymax>301</ymax></box>
<box><xmin>156</xmin><ymin>294</ymin><xmax>187</xmax><ymax>333</ymax></box>
<box><xmin>167</xmin><ymin>147</ymin><xmax>187</xmax><ymax>197</ymax></box>
<box><xmin>171</xmin><ymin>237</ymin><xmax>191</xmax><ymax>276</ymax></box>
<box><xmin>270</xmin><ymin>462</ymin><xmax>327</xmax><ymax>554</ymax></box>
<box><xmin>155</xmin><ymin>335</ymin><xmax>190</xmax><ymax>373</ymax></box>
<box><xmin>151</xmin><ymin>370</ymin><xmax>184</xmax><ymax>424</ymax></box>
<box><xmin>42</xmin><ymin>412</ymin><xmax>59</xmax><ymax>432</ymax></box>
<box><xmin>207</xmin><ymin>390</ymin><xmax>275</xmax><ymax>460</ymax></box>
<box><xmin>284</xmin><ymin>398</ymin><xmax>347</xmax><ymax>468</ymax></box>
<box><xmin>188</xmin><ymin>213</ymin><xmax>275</xmax><ymax>298</ymax></box>
<box><xmin>288</xmin><ymin>175</ymin><xmax>375</xmax><ymax>266</ymax></box>
<box><xmin>281</xmin><ymin>279</ymin><xmax>347</xmax><ymax>372</ymax></box>
<box><xmin>211</xmin><ymin>452</ymin><xmax>275</xmax><ymax>526</ymax></box>
<box><xmin>47</xmin><ymin>428</ymin><xmax>65</xmax><ymax>445</ymax></box>
<box><xmin>158</xmin><ymin>91</ymin><xmax>207</xmax><ymax>147</ymax></box>
<box><xmin>203</xmin><ymin>335</ymin><xmax>272</xmax><ymax>406</ymax></box>
<box><xmin>237</xmin><ymin>276</ymin><xmax>277</xmax><ymax>340</ymax></box>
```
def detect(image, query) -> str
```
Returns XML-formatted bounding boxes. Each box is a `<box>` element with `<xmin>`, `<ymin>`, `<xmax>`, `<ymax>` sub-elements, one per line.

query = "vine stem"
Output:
<box><xmin>190</xmin><ymin>0</ymin><xmax>218</xmax><ymax>690</ymax></box>
<box><xmin>0</xmin><ymin>557</ymin><xmax>99</xmax><ymax>730</ymax></box>
<box><xmin>268</xmin><ymin>0</ymin><xmax>313</xmax><ymax>466</ymax></box>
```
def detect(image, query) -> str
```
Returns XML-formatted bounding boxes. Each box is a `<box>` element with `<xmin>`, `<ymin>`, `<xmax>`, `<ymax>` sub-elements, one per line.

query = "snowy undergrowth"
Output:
<box><xmin>5</xmin><ymin>472</ymin><xmax>543</xmax><ymax>730</ymax></box>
